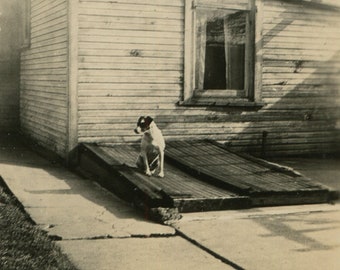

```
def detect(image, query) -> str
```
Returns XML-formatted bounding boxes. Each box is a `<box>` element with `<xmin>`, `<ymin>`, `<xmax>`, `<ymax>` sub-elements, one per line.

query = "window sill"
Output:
<box><xmin>178</xmin><ymin>97</ymin><xmax>265</xmax><ymax>109</ymax></box>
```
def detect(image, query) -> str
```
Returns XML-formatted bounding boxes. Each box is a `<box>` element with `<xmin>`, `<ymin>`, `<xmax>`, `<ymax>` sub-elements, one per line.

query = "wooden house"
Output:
<box><xmin>17</xmin><ymin>0</ymin><xmax>340</xmax><ymax>160</ymax></box>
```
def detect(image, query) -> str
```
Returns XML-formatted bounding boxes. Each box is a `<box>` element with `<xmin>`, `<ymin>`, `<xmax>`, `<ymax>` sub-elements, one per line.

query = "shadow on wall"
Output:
<box><xmin>154</xmin><ymin>4</ymin><xmax>340</xmax><ymax>158</ymax></box>
<box><xmin>225</xmin><ymin>48</ymin><xmax>340</xmax><ymax>158</ymax></box>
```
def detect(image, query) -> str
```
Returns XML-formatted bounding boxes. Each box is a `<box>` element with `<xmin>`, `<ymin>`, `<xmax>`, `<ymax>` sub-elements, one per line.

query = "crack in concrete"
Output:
<box><xmin>56</xmin><ymin>233</ymin><xmax>177</xmax><ymax>241</ymax></box>
<box><xmin>175</xmin><ymin>229</ymin><xmax>245</xmax><ymax>270</ymax></box>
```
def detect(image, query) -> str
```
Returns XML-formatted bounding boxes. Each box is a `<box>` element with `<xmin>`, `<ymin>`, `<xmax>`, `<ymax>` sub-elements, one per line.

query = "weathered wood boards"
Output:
<box><xmin>79</xmin><ymin>140</ymin><xmax>332</xmax><ymax>212</ymax></box>
<box><xmin>20</xmin><ymin>0</ymin><xmax>68</xmax><ymax>156</ymax></box>
<box><xmin>76</xmin><ymin>0</ymin><xmax>340</xmax><ymax>157</ymax></box>
<box><xmin>165</xmin><ymin>140</ymin><xmax>332</xmax><ymax>206</ymax></box>
<box><xmin>79</xmin><ymin>143</ymin><xmax>249</xmax><ymax>212</ymax></box>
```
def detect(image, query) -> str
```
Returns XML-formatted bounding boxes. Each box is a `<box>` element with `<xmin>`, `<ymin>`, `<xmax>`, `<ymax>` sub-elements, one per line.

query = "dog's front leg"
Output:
<box><xmin>141</xmin><ymin>151</ymin><xmax>152</xmax><ymax>176</ymax></box>
<box><xmin>158</xmin><ymin>149</ymin><xmax>164</xmax><ymax>178</ymax></box>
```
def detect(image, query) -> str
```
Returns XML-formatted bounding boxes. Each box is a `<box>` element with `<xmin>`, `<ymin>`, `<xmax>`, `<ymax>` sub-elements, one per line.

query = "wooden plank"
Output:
<box><xmin>21</xmin><ymin>45</ymin><xmax>68</xmax><ymax>57</ymax></box>
<box><xmin>193</xmin><ymin>0</ymin><xmax>250</xmax><ymax>10</ymax></box>
<box><xmin>262</xmin><ymin>66</ymin><xmax>340</xmax><ymax>74</ymax></box>
<box><xmin>80</xmin><ymin>28</ymin><xmax>182</xmax><ymax>40</ymax></box>
<box><xmin>20</xmin><ymin>83</ymin><xmax>67</xmax><ymax>93</ymax></box>
<box><xmin>21</xmin><ymin>89</ymin><xmax>67</xmax><ymax>101</ymax></box>
<box><xmin>79</xmin><ymin>34</ymin><xmax>183</xmax><ymax>46</ymax></box>
<box><xmin>78</xmin><ymin>49</ymin><xmax>182</xmax><ymax>59</ymax></box>
<box><xmin>21</xmin><ymin>68</ymin><xmax>67</xmax><ymax>76</ymax></box>
<box><xmin>79</xmin><ymin>41</ymin><xmax>183</xmax><ymax>52</ymax></box>
<box><xmin>264</xmin><ymin>42</ymin><xmax>340</xmax><ymax>52</ymax></box>
<box><xmin>263</xmin><ymin>9</ymin><xmax>340</xmax><ymax>20</ymax></box>
<box><xmin>262</xmin><ymin>49</ymin><xmax>338</xmax><ymax>58</ymax></box>
<box><xmin>30</xmin><ymin>37</ymin><xmax>68</xmax><ymax>49</ymax></box>
<box><xmin>78</xmin><ymin>90</ymin><xmax>180</xmax><ymax>98</ymax></box>
<box><xmin>31</xmin><ymin>29</ymin><xmax>67</xmax><ymax>44</ymax></box>
<box><xmin>21</xmin><ymin>61</ymin><xmax>67</xmax><ymax>70</ymax></box>
<box><xmin>165</xmin><ymin>141</ymin><xmax>331</xmax><ymax>204</ymax></box>
<box><xmin>20</xmin><ymin>74</ymin><xmax>66</xmax><ymax>82</ymax></box>
<box><xmin>79</xmin><ymin>1</ymin><xmax>183</xmax><ymax>13</ymax></box>
<box><xmin>21</xmin><ymin>56</ymin><xmax>68</xmax><ymax>65</ymax></box>
<box><xmin>264</xmin><ymin>30</ymin><xmax>340</xmax><ymax>40</ymax></box>
<box><xmin>263</xmin><ymin>19</ymin><xmax>340</xmax><ymax>28</ymax></box>
<box><xmin>78</xmin><ymin>82</ymin><xmax>182</xmax><ymax>91</ymax></box>
<box><xmin>261</xmin><ymin>84</ymin><xmax>339</xmax><ymax>92</ymax></box>
<box><xmin>31</xmin><ymin>17</ymin><xmax>68</xmax><ymax>36</ymax></box>
<box><xmin>79</xmin><ymin>0</ymin><xmax>184</xmax><ymax>6</ymax></box>
<box><xmin>79</xmin><ymin>21</ymin><xmax>183</xmax><ymax>33</ymax></box>
<box><xmin>22</xmin><ymin>106</ymin><xmax>67</xmax><ymax>121</ymax></box>
<box><xmin>78</xmin><ymin>62</ymin><xmax>182</xmax><ymax>71</ymax></box>
<box><xmin>263</xmin><ymin>23</ymin><xmax>339</xmax><ymax>33</ymax></box>
<box><xmin>79</xmin><ymin>7</ymin><xmax>183</xmax><ymax>20</ymax></box>
<box><xmin>78</xmin><ymin>76</ymin><xmax>181</xmax><ymax>84</ymax></box>
<box><xmin>79</xmin><ymin>70</ymin><xmax>181</xmax><ymax>78</ymax></box>
<box><xmin>264</xmin><ymin>0</ymin><xmax>340</xmax><ymax>9</ymax></box>
<box><xmin>264</xmin><ymin>5</ymin><xmax>340</xmax><ymax>16</ymax></box>
<box><xmin>79</xmin><ymin>13</ymin><xmax>183</xmax><ymax>26</ymax></box>
<box><xmin>263</xmin><ymin>59</ymin><xmax>340</xmax><ymax>67</ymax></box>
<box><xmin>262</xmin><ymin>78</ymin><xmax>339</xmax><ymax>85</ymax></box>
<box><xmin>21</xmin><ymin>95</ymin><xmax>67</xmax><ymax>108</ymax></box>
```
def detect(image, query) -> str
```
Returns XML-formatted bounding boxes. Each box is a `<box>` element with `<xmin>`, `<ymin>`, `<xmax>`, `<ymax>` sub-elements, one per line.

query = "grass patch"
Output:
<box><xmin>0</xmin><ymin>180</ymin><xmax>77</xmax><ymax>270</ymax></box>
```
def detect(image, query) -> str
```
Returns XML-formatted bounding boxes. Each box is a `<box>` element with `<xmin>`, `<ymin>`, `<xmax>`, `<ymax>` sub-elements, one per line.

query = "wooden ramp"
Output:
<box><xmin>78</xmin><ymin>144</ymin><xmax>249</xmax><ymax>213</ymax></box>
<box><xmin>78</xmin><ymin>141</ymin><xmax>332</xmax><ymax>213</ymax></box>
<box><xmin>165</xmin><ymin>141</ymin><xmax>331</xmax><ymax>206</ymax></box>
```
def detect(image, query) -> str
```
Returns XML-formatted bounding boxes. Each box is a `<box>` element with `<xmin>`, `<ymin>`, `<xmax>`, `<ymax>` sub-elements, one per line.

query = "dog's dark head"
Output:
<box><xmin>134</xmin><ymin>116</ymin><xmax>153</xmax><ymax>134</ymax></box>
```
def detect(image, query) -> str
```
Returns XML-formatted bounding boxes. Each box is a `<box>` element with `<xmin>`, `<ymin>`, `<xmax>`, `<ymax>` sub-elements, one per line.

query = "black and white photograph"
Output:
<box><xmin>0</xmin><ymin>0</ymin><xmax>339</xmax><ymax>269</ymax></box>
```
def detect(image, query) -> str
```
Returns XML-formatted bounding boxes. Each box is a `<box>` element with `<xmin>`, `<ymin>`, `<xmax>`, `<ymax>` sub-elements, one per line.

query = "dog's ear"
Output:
<box><xmin>145</xmin><ymin>116</ymin><xmax>153</xmax><ymax>126</ymax></box>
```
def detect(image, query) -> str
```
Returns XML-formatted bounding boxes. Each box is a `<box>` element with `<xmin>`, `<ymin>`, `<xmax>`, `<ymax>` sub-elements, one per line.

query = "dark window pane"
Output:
<box><xmin>204</xmin><ymin>18</ymin><xmax>226</xmax><ymax>89</ymax></box>
<box><xmin>196</xmin><ymin>9</ymin><xmax>246</xmax><ymax>91</ymax></box>
<box><xmin>227</xmin><ymin>43</ymin><xmax>245</xmax><ymax>90</ymax></box>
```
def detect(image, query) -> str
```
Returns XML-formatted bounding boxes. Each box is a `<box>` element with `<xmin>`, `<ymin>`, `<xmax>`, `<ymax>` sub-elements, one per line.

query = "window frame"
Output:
<box><xmin>183</xmin><ymin>0</ymin><xmax>263</xmax><ymax>107</ymax></box>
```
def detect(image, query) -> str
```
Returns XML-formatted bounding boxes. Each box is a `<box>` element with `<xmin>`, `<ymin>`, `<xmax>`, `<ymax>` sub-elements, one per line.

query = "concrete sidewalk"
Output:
<box><xmin>171</xmin><ymin>157</ymin><xmax>340</xmax><ymax>270</ymax></box>
<box><xmin>0</xmin><ymin>136</ymin><xmax>232</xmax><ymax>270</ymax></box>
<box><xmin>0</xmin><ymin>135</ymin><xmax>339</xmax><ymax>269</ymax></box>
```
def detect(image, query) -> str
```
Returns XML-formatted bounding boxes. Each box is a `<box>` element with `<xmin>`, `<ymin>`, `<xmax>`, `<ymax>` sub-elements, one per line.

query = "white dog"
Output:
<box><xmin>134</xmin><ymin>116</ymin><xmax>165</xmax><ymax>178</ymax></box>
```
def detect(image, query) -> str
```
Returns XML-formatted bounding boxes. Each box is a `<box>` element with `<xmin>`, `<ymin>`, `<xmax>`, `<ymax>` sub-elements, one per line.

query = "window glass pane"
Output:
<box><xmin>195</xmin><ymin>9</ymin><xmax>246</xmax><ymax>91</ymax></box>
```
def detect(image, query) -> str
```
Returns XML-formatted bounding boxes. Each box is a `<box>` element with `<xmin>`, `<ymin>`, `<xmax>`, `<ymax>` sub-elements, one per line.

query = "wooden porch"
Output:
<box><xmin>77</xmin><ymin>140</ymin><xmax>333</xmax><ymax>213</ymax></box>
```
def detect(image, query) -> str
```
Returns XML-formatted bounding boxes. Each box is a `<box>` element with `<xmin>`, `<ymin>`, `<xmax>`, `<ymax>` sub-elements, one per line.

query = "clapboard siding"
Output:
<box><xmin>257</xmin><ymin>0</ymin><xmax>340</xmax><ymax>155</ymax></box>
<box><xmin>20</xmin><ymin>0</ymin><xmax>68</xmax><ymax>156</ymax></box>
<box><xmin>76</xmin><ymin>0</ymin><xmax>340</xmax><ymax>156</ymax></box>
<box><xmin>77</xmin><ymin>0</ymin><xmax>185</xmax><ymax>147</ymax></box>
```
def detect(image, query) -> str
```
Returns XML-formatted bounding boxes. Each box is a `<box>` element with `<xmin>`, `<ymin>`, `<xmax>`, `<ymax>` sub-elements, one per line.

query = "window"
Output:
<box><xmin>183</xmin><ymin>0</ymin><xmax>262</xmax><ymax>106</ymax></box>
